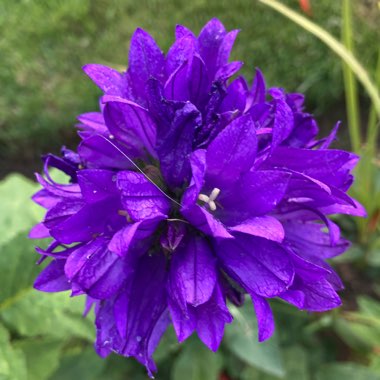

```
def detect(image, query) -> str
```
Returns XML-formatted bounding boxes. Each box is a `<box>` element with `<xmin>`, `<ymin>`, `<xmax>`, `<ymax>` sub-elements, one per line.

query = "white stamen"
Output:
<box><xmin>198</xmin><ymin>194</ymin><xmax>210</xmax><ymax>203</ymax></box>
<box><xmin>198</xmin><ymin>188</ymin><xmax>221</xmax><ymax>211</ymax></box>
<box><xmin>209</xmin><ymin>201</ymin><xmax>217</xmax><ymax>211</ymax></box>
<box><xmin>209</xmin><ymin>188</ymin><xmax>220</xmax><ymax>202</ymax></box>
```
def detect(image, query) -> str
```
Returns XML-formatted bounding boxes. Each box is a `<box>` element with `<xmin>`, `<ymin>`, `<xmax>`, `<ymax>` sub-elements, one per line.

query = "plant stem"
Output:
<box><xmin>367</xmin><ymin>49</ymin><xmax>380</xmax><ymax>155</ymax></box>
<box><xmin>342</xmin><ymin>0</ymin><xmax>361</xmax><ymax>153</ymax></box>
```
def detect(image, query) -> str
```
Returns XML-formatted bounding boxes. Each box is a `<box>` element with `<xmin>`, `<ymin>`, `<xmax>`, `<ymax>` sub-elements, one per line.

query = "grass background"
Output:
<box><xmin>0</xmin><ymin>0</ymin><xmax>379</xmax><ymax>176</ymax></box>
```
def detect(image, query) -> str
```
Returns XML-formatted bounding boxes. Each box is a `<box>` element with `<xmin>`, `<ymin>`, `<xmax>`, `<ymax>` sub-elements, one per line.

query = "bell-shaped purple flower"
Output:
<box><xmin>30</xmin><ymin>18</ymin><xmax>365</xmax><ymax>377</ymax></box>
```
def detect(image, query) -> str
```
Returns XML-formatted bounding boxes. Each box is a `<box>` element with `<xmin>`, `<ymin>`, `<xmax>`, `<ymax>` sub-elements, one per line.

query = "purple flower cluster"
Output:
<box><xmin>30</xmin><ymin>19</ymin><xmax>364</xmax><ymax>376</ymax></box>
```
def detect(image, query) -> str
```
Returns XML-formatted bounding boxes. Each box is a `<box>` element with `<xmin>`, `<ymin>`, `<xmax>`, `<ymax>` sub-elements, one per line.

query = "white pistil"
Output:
<box><xmin>198</xmin><ymin>187</ymin><xmax>221</xmax><ymax>211</ymax></box>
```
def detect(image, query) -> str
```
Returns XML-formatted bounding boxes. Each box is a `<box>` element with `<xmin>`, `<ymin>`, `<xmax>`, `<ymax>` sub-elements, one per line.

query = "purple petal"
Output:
<box><xmin>175</xmin><ymin>24</ymin><xmax>196</xmax><ymax>39</ymax></box>
<box><xmin>65</xmin><ymin>237</ymin><xmax>128</xmax><ymax>299</ymax></box>
<box><xmin>320</xmin><ymin>121</ymin><xmax>340</xmax><ymax>149</ymax></box>
<box><xmin>188</xmin><ymin>55</ymin><xmax>209</xmax><ymax>107</ymax></box>
<box><xmin>229</xmin><ymin>216</ymin><xmax>285</xmax><ymax>243</ymax></box>
<box><xmin>262</xmin><ymin>147</ymin><xmax>358</xmax><ymax>190</ymax></box>
<box><xmin>50</xmin><ymin>197</ymin><xmax>121</xmax><ymax>244</ymax></box>
<box><xmin>168</xmin><ymin>296</ymin><xmax>196</xmax><ymax>342</ymax></box>
<box><xmin>169</xmin><ymin>280</ymin><xmax>232</xmax><ymax>351</ymax></box>
<box><xmin>289</xmin><ymin>250</ymin><xmax>331</xmax><ymax>281</ymax></box>
<box><xmin>156</xmin><ymin>102</ymin><xmax>200</xmax><ymax>189</ymax></box>
<box><xmin>182</xmin><ymin>205</ymin><xmax>232</xmax><ymax>239</ymax></box>
<box><xmin>32</xmin><ymin>188</ymin><xmax>62</xmax><ymax>209</ymax></box>
<box><xmin>78</xmin><ymin>135</ymin><xmax>135</xmax><ymax>170</ymax></box>
<box><xmin>108</xmin><ymin>215</ymin><xmax>164</xmax><ymax>257</ymax></box>
<box><xmin>198</xmin><ymin>18</ymin><xmax>226</xmax><ymax>79</ymax></box>
<box><xmin>77</xmin><ymin>169</ymin><xmax>118</xmax><ymax>203</ymax></box>
<box><xmin>181</xmin><ymin>149</ymin><xmax>207</xmax><ymax>207</ymax></box>
<box><xmin>284</xmin><ymin>113</ymin><xmax>318</xmax><ymax>148</ymax></box>
<box><xmin>216</xmin><ymin>29</ymin><xmax>239</xmax><ymax>67</ymax></box>
<box><xmin>219</xmin><ymin>76</ymin><xmax>247</xmax><ymax>113</ymax></box>
<box><xmin>215</xmin><ymin>234</ymin><xmax>294</xmax><ymax>297</ymax></box>
<box><xmin>82</xmin><ymin>64</ymin><xmax>125</xmax><ymax>96</ymax></box>
<box><xmin>164</xmin><ymin>60</ymin><xmax>190</xmax><ymax>101</ymax></box>
<box><xmin>289</xmin><ymin>276</ymin><xmax>342</xmax><ymax>312</ymax></box>
<box><xmin>102</xmin><ymin>97</ymin><xmax>157</xmax><ymax>158</ymax></box>
<box><xmin>165</xmin><ymin>35</ymin><xmax>196</xmax><ymax>75</ymax></box>
<box><xmin>128</xmin><ymin>28</ymin><xmax>165</xmax><ymax>99</ymax></box>
<box><xmin>214</xmin><ymin>61</ymin><xmax>243</xmax><ymax>82</ymax></box>
<box><xmin>77</xmin><ymin>112</ymin><xmax>107</xmax><ymax>135</ymax></box>
<box><xmin>271</xmin><ymin>97</ymin><xmax>294</xmax><ymax>149</ymax></box>
<box><xmin>170</xmin><ymin>236</ymin><xmax>217</xmax><ymax>307</ymax></box>
<box><xmin>35</xmin><ymin>173</ymin><xmax>81</xmax><ymax>199</ymax></box>
<box><xmin>319</xmin><ymin>200</ymin><xmax>366</xmax><ymax>217</ymax></box>
<box><xmin>118</xmin><ymin>253</ymin><xmax>169</xmax><ymax>377</ymax></box>
<box><xmin>251</xmin><ymin>294</ymin><xmax>274</xmax><ymax>342</ymax></box>
<box><xmin>231</xmin><ymin>170</ymin><xmax>291</xmax><ymax>216</ymax></box>
<box><xmin>44</xmin><ymin>199</ymin><xmax>84</xmax><ymax>229</ymax></box>
<box><xmin>116</xmin><ymin>171</ymin><xmax>171</xmax><ymax>221</ymax></box>
<box><xmin>29</xmin><ymin>222</ymin><xmax>50</xmax><ymax>239</ymax></box>
<box><xmin>283</xmin><ymin>221</ymin><xmax>350</xmax><ymax>259</ymax></box>
<box><xmin>192</xmin><ymin>282</ymin><xmax>233</xmax><ymax>351</ymax></box>
<box><xmin>206</xmin><ymin>114</ymin><xmax>257</xmax><ymax>188</ymax></box>
<box><xmin>250</xmin><ymin>68</ymin><xmax>266</xmax><ymax>105</ymax></box>
<box><xmin>34</xmin><ymin>259</ymin><xmax>71</xmax><ymax>292</ymax></box>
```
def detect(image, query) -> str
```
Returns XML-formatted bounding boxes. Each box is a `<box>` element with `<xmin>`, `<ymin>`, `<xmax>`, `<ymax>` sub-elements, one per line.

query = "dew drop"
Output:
<box><xmin>136</xmin><ymin>336</ymin><xmax>142</xmax><ymax>342</ymax></box>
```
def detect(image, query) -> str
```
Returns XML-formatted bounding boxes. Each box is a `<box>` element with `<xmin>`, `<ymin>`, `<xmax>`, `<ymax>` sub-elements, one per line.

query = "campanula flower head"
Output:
<box><xmin>30</xmin><ymin>18</ymin><xmax>365</xmax><ymax>377</ymax></box>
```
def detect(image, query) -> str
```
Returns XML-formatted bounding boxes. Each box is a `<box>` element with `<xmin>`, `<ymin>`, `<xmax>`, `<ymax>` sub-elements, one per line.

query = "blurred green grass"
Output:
<box><xmin>0</xmin><ymin>0</ymin><xmax>379</xmax><ymax>175</ymax></box>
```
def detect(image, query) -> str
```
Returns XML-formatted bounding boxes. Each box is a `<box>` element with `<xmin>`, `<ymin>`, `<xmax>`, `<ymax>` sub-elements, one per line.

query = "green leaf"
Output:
<box><xmin>0</xmin><ymin>323</ymin><xmax>27</xmax><ymax>380</ymax></box>
<box><xmin>241</xmin><ymin>345</ymin><xmax>309</xmax><ymax>380</ymax></box>
<box><xmin>171</xmin><ymin>338</ymin><xmax>222</xmax><ymax>380</ymax></box>
<box><xmin>224</xmin><ymin>303</ymin><xmax>284</xmax><ymax>377</ymax></box>
<box><xmin>49</xmin><ymin>348</ymin><xmax>106</xmax><ymax>380</ymax></box>
<box><xmin>0</xmin><ymin>291</ymin><xmax>95</xmax><ymax>342</ymax></box>
<box><xmin>154</xmin><ymin>326</ymin><xmax>179</xmax><ymax>363</ymax></box>
<box><xmin>358</xmin><ymin>296</ymin><xmax>380</xmax><ymax>317</ymax></box>
<box><xmin>316</xmin><ymin>363</ymin><xmax>380</xmax><ymax>380</ymax></box>
<box><xmin>14</xmin><ymin>339</ymin><xmax>63</xmax><ymax>380</ymax></box>
<box><xmin>0</xmin><ymin>232</ymin><xmax>44</xmax><ymax>306</ymax></box>
<box><xmin>0</xmin><ymin>174</ymin><xmax>42</xmax><ymax>247</ymax></box>
<box><xmin>368</xmin><ymin>238</ymin><xmax>380</xmax><ymax>267</ymax></box>
<box><xmin>282</xmin><ymin>345</ymin><xmax>310</xmax><ymax>380</ymax></box>
<box><xmin>334</xmin><ymin>318</ymin><xmax>374</xmax><ymax>351</ymax></box>
<box><xmin>334</xmin><ymin>298</ymin><xmax>380</xmax><ymax>351</ymax></box>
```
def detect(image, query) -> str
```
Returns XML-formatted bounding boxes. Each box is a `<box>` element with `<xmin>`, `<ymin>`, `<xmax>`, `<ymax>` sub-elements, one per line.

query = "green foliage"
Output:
<box><xmin>316</xmin><ymin>363</ymin><xmax>380</xmax><ymax>380</ymax></box>
<box><xmin>225</xmin><ymin>304</ymin><xmax>284</xmax><ymax>377</ymax></box>
<box><xmin>171</xmin><ymin>338</ymin><xmax>222</xmax><ymax>380</ymax></box>
<box><xmin>0</xmin><ymin>324</ymin><xmax>27</xmax><ymax>380</ymax></box>
<box><xmin>15</xmin><ymin>339</ymin><xmax>64</xmax><ymax>380</ymax></box>
<box><xmin>334</xmin><ymin>296</ymin><xmax>380</xmax><ymax>352</ymax></box>
<box><xmin>0</xmin><ymin>174</ymin><xmax>42</xmax><ymax>246</ymax></box>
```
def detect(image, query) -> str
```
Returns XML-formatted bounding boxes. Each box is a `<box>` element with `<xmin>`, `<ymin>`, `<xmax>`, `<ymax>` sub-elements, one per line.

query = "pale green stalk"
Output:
<box><xmin>342</xmin><ymin>0</ymin><xmax>361</xmax><ymax>153</ymax></box>
<box><xmin>367</xmin><ymin>50</ymin><xmax>380</xmax><ymax>153</ymax></box>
